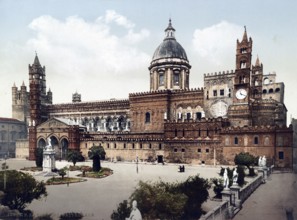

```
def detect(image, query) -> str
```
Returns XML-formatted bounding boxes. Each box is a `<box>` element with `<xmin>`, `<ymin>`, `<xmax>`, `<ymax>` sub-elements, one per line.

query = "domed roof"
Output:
<box><xmin>151</xmin><ymin>19</ymin><xmax>188</xmax><ymax>62</ymax></box>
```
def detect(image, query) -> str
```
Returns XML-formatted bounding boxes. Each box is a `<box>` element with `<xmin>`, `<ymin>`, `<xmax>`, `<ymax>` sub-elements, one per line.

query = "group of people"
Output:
<box><xmin>179</xmin><ymin>165</ymin><xmax>185</xmax><ymax>172</ymax></box>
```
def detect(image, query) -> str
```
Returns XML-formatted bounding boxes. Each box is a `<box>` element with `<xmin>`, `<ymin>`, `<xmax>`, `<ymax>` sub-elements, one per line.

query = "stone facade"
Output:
<box><xmin>0</xmin><ymin>118</ymin><xmax>27</xmax><ymax>157</ymax></box>
<box><xmin>13</xmin><ymin>20</ymin><xmax>293</xmax><ymax>168</ymax></box>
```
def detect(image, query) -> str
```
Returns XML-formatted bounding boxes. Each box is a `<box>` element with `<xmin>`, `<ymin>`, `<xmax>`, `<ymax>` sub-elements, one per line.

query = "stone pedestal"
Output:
<box><xmin>230</xmin><ymin>185</ymin><xmax>241</xmax><ymax>208</ymax></box>
<box><xmin>42</xmin><ymin>146</ymin><xmax>56</xmax><ymax>176</ymax></box>
<box><xmin>258</xmin><ymin>167</ymin><xmax>268</xmax><ymax>183</ymax></box>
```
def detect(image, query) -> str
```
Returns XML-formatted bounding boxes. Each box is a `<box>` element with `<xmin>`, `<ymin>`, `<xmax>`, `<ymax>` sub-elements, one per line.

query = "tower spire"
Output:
<box><xmin>255</xmin><ymin>55</ymin><xmax>261</xmax><ymax>67</ymax></box>
<box><xmin>33</xmin><ymin>52</ymin><xmax>41</xmax><ymax>66</ymax></box>
<box><xmin>242</xmin><ymin>26</ymin><xmax>248</xmax><ymax>42</ymax></box>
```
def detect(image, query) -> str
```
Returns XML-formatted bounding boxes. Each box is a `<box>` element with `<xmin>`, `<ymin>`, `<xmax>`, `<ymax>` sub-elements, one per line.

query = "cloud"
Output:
<box><xmin>104</xmin><ymin>10</ymin><xmax>135</xmax><ymax>29</ymax></box>
<box><xmin>24</xmin><ymin>11</ymin><xmax>152</xmax><ymax>103</ymax></box>
<box><xmin>192</xmin><ymin>21</ymin><xmax>243</xmax><ymax>67</ymax></box>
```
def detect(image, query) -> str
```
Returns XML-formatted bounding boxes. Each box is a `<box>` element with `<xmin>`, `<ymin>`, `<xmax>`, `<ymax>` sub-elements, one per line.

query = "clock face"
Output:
<box><xmin>210</xmin><ymin>100</ymin><xmax>228</xmax><ymax>118</ymax></box>
<box><xmin>236</xmin><ymin>89</ymin><xmax>247</xmax><ymax>100</ymax></box>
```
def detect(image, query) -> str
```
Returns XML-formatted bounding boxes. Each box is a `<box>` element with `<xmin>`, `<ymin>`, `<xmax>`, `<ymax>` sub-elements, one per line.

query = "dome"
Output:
<box><xmin>151</xmin><ymin>19</ymin><xmax>188</xmax><ymax>62</ymax></box>
<box><xmin>152</xmin><ymin>39</ymin><xmax>188</xmax><ymax>61</ymax></box>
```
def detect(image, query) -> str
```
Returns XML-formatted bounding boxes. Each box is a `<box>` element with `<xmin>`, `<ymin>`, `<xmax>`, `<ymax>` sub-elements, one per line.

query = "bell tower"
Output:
<box><xmin>28</xmin><ymin>54</ymin><xmax>51</xmax><ymax>160</ymax></box>
<box><xmin>228</xmin><ymin>27</ymin><xmax>253</xmax><ymax>127</ymax></box>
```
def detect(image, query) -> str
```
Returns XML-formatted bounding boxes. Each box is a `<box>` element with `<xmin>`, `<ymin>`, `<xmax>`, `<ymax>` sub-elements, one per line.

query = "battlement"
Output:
<box><xmin>204</xmin><ymin>70</ymin><xmax>235</xmax><ymax>78</ymax></box>
<box><xmin>129</xmin><ymin>88</ymin><xmax>203</xmax><ymax>97</ymax></box>
<box><xmin>222</xmin><ymin>124</ymin><xmax>292</xmax><ymax>133</ymax></box>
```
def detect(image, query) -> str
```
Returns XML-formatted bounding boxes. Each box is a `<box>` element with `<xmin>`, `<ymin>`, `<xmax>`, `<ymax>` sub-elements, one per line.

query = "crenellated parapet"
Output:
<box><xmin>204</xmin><ymin>70</ymin><xmax>235</xmax><ymax>78</ymax></box>
<box><xmin>129</xmin><ymin>88</ymin><xmax>203</xmax><ymax>97</ymax></box>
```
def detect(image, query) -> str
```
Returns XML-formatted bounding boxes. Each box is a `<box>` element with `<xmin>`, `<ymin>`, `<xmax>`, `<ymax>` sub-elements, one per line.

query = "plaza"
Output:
<box><xmin>5</xmin><ymin>159</ymin><xmax>220</xmax><ymax>219</ymax></box>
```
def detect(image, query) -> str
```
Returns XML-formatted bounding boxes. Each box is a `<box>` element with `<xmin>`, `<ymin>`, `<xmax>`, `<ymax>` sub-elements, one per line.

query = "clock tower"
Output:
<box><xmin>228</xmin><ymin>27</ymin><xmax>253</xmax><ymax>126</ymax></box>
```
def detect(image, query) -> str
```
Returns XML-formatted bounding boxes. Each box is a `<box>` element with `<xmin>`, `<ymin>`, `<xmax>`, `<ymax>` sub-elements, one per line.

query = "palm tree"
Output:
<box><xmin>88</xmin><ymin>144</ymin><xmax>106</xmax><ymax>172</ymax></box>
<box><xmin>67</xmin><ymin>150</ymin><xmax>83</xmax><ymax>166</ymax></box>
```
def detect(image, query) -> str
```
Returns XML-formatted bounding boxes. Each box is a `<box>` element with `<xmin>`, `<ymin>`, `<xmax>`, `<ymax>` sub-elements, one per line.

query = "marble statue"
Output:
<box><xmin>126</xmin><ymin>200</ymin><xmax>142</xmax><ymax>220</ymax></box>
<box><xmin>233</xmin><ymin>168</ymin><xmax>238</xmax><ymax>185</ymax></box>
<box><xmin>223</xmin><ymin>168</ymin><xmax>229</xmax><ymax>189</ymax></box>
<box><xmin>262</xmin><ymin>156</ymin><xmax>266</xmax><ymax>167</ymax></box>
<box><xmin>258</xmin><ymin>156</ymin><xmax>262</xmax><ymax>167</ymax></box>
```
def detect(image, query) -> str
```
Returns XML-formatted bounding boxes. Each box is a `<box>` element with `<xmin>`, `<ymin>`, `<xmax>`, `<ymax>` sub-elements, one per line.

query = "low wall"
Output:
<box><xmin>200</xmin><ymin>166</ymin><xmax>273</xmax><ymax>220</ymax></box>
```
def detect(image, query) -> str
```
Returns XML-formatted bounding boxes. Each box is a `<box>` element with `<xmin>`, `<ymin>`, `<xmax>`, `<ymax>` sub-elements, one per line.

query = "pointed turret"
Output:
<box><xmin>255</xmin><ymin>55</ymin><xmax>261</xmax><ymax>67</ymax></box>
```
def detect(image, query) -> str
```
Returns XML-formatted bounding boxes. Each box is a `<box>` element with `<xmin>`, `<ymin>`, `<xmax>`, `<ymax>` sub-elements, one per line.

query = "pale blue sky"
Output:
<box><xmin>1</xmin><ymin>0</ymin><xmax>297</xmax><ymax>121</ymax></box>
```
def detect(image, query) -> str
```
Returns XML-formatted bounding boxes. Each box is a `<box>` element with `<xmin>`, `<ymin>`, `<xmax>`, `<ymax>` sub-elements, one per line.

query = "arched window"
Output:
<box><xmin>268</xmin><ymin>88</ymin><xmax>273</xmax><ymax>93</ymax></box>
<box><xmin>145</xmin><ymin>112</ymin><xmax>150</xmax><ymax>123</ymax></box>
<box><xmin>159</xmin><ymin>143</ymin><xmax>162</xmax><ymax>150</ymax></box>
<box><xmin>174</xmin><ymin>129</ymin><xmax>177</xmax><ymax>137</ymax></box>
<box><xmin>174</xmin><ymin>148</ymin><xmax>178</xmax><ymax>153</ymax></box>
<box><xmin>263</xmin><ymin>89</ymin><xmax>267</xmax><ymax>94</ymax></box>
<box><xmin>196</xmin><ymin>112</ymin><xmax>202</xmax><ymax>121</ymax></box>
<box><xmin>159</xmin><ymin>73</ymin><xmax>164</xmax><ymax>86</ymax></box>
<box><xmin>186</xmin><ymin>112</ymin><xmax>191</xmax><ymax>120</ymax></box>
<box><xmin>234</xmin><ymin>137</ymin><xmax>239</xmax><ymax>145</ymax></box>
<box><xmin>254</xmin><ymin>136</ymin><xmax>259</xmax><ymax>145</ymax></box>
<box><xmin>263</xmin><ymin>78</ymin><xmax>270</xmax><ymax>85</ymax></box>
<box><xmin>275</xmin><ymin>88</ymin><xmax>280</xmax><ymax>92</ymax></box>
<box><xmin>264</xmin><ymin>136</ymin><xmax>270</xmax><ymax>146</ymax></box>
<box><xmin>173</xmin><ymin>71</ymin><xmax>180</xmax><ymax>85</ymax></box>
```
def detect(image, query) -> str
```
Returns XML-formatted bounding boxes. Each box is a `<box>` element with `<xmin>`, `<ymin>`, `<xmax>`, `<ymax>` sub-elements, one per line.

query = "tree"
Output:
<box><xmin>35</xmin><ymin>147</ymin><xmax>43</xmax><ymax>167</ymax></box>
<box><xmin>234</xmin><ymin>152</ymin><xmax>256</xmax><ymax>176</ymax></box>
<box><xmin>58</xmin><ymin>169</ymin><xmax>67</xmax><ymax>179</ymax></box>
<box><xmin>88</xmin><ymin>144</ymin><xmax>106</xmax><ymax>172</ymax></box>
<box><xmin>0</xmin><ymin>170</ymin><xmax>47</xmax><ymax>212</ymax></box>
<box><xmin>112</xmin><ymin>175</ymin><xmax>210</xmax><ymax>219</ymax></box>
<box><xmin>67</xmin><ymin>150</ymin><xmax>84</xmax><ymax>166</ymax></box>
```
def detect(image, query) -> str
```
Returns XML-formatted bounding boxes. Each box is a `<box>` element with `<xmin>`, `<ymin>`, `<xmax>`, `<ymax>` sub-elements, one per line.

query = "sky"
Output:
<box><xmin>1</xmin><ymin>0</ymin><xmax>297</xmax><ymax>123</ymax></box>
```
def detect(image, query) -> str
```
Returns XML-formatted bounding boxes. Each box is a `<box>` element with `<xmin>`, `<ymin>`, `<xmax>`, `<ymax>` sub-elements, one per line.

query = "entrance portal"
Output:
<box><xmin>157</xmin><ymin>155</ymin><xmax>163</xmax><ymax>163</ymax></box>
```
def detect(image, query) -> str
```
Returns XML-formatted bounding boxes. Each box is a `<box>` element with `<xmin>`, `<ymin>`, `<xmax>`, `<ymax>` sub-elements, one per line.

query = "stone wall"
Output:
<box><xmin>15</xmin><ymin>139</ymin><xmax>29</xmax><ymax>159</ymax></box>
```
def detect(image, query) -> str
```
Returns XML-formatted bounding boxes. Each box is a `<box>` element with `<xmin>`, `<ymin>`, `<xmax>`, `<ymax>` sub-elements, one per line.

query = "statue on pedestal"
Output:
<box><xmin>126</xmin><ymin>200</ymin><xmax>142</xmax><ymax>220</ymax></box>
<box><xmin>232</xmin><ymin>168</ymin><xmax>238</xmax><ymax>186</ymax></box>
<box><xmin>223</xmin><ymin>168</ymin><xmax>229</xmax><ymax>189</ymax></box>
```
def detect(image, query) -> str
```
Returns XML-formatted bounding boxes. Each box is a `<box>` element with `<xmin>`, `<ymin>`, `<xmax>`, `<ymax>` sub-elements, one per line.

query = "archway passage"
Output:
<box><xmin>60</xmin><ymin>138</ymin><xmax>69</xmax><ymax>160</ymax></box>
<box><xmin>157</xmin><ymin>155</ymin><xmax>163</xmax><ymax>163</ymax></box>
<box><xmin>37</xmin><ymin>138</ymin><xmax>46</xmax><ymax>148</ymax></box>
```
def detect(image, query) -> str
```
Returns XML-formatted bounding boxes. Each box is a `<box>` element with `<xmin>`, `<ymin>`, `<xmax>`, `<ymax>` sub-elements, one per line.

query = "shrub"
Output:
<box><xmin>211</xmin><ymin>178</ymin><xmax>224</xmax><ymax>198</ymax></box>
<box><xmin>110</xmin><ymin>200</ymin><xmax>130</xmax><ymax>220</ymax></box>
<box><xmin>34</xmin><ymin>213</ymin><xmax>53</xmax><ymax>220</ymax></box>
<box><xmin>59</xmin><ymin>212</ymin><xmax>83</xmax><ymax>219</ymax></box>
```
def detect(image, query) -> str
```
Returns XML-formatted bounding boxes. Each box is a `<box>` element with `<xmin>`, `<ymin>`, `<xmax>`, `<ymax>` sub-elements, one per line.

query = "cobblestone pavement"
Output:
<box><xmin>234</xmin><ymin>171</ymin><xmax>297</xmax><ymax>220</ymax></box>
<box><xmin>4</xmin><ymin>159</ymin><xmax>221</xmax><ymax>220</ymax></box>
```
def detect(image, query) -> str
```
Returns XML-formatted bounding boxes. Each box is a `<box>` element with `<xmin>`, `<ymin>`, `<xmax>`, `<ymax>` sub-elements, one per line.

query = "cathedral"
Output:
<box><xmin>13</xmin><ymin>20</ymin><xmax>293</xmax><ymax>168</ymax></box>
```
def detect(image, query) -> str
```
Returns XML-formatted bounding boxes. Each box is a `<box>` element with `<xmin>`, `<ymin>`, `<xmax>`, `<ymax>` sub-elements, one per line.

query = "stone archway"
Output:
<box><xmin>38</xmin><ymin>138</ymin><xmax>46</xmax><ymax>149</ymax></box>
<box><xmin>60</xmin><ymin>138</ymin><xmax>69</xmax><ymax>160</ymax></box>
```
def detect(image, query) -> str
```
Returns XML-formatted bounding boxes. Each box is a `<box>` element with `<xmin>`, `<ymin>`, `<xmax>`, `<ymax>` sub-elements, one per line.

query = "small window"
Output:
<box><xmin>196</xmin><ymin>112</ymin><xmax>202</xmax><ymax>120</ymax></box>
<box><xmin>198</xmin><ymin>148</ymin><xmax>201</xmax><ymax>153</ymax></box>
<box><xmin>107</xmin><ymin>143</ymin><xmax>110</xmax><ymax>148</ymax></box>
<box><xmin>140</xmin><ymin>143</ymin><xmax>142</xmax><ymax>149</ymax></box>
<box><xmin>124</xmin><ymin>143</ymin><xmax>126</xmax><ymax>149</ymax></box>
<box><xmin>213</xmin><ymin>90</ymin><xmax>217</xmax><ymax>97</ymax></box>
<box><xmin>275</xmin><ymin>88</ymin><xmax>280</xmax><ymax>92</ymax></box>
<box><xmin>149</xmin><ymin>143</ymin><xmax>152</xmax><ymax>149</ymax></box>
<box><xmin>175</xmin><ymin>129</ymin><xmax>177</xmax><ymax>137</ymax></box>
<box><xmin>220</xmin><ymin>89</ymin><xmax>224</xmax><ymax>96</ymax></box>
<box><xmin>279</xmin><ymin>151</ymin><xmax>284</xmax><ymax>160</ymax></box>
<box><xmin>234</xmin><ymin>137</ymin><xmax>239</xmax><ymax>145</ymax></box>
<box><xmin>254</xmin><ymin>137</ymin><xmax>259</xmax><ymax>145</ymax></box>
<box><xmin>181</xmin><ymin>148</ymin><xmax>185</xmax><ymax>152</ymax></box>
<box><xmin>186</xmin><ymin>113</ymin><xmax>191</xmax><ymax>120</ymax></box>
<box><xmin>85</xmin><ymin>143</ymin><xmax>88</xmax><ymax>148</ymax></box>
<box><xmin>145</xmin><ymin>112</ymin><xmax>151</xmax><ymax>123</ymax></box>
<box><xmin>206</xmin><ymin>149</ymin><xmax>209</xmax><ymax>153</ymax></box>
<box><xmin>174</xmin><ymin>148</ymin><xmax>178</xmax><ymax>153</ymax></box>
<box><xmin>228</xmin><ymin>89</ymin><xmax>231</xmax><ymax>97</ymax></box>
<box><xmin>174</xmin><ymin>72</ymin><xmax>179</xmax><ymax>85</ymax></box>
<box><xmin>159</xmin><ymin>143</ymin><xmax>162</xmax><ymax>150</ymax></box>
<box><xmin>132</xmin><ymin>143</ymin><xmax>135</xmax><ymax>149</ymax></box>
<box><xmin>268</xmin><ymin>88</ymin><xmax>273</xmax><ymax>93</ymax></box>
<box><xmin>114</xmin><ymin>143</ymin><xmax>117</xmax><ymax>149</ymax></box>
<box><xmin>263</xmin><ymin>89</ymin><xmax>267</xmax><ymax>94</ymax></box>
<box><xmin>159</xmin><ymin>73</ymin><xmax>164</xmax><ymax>85</ymax></box>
